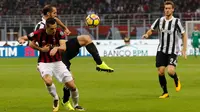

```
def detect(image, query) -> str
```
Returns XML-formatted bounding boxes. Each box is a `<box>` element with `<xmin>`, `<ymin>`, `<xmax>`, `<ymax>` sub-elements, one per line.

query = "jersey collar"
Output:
<box><xmin>42</xmin><ymin>17</ymin><xmax>46</xmax><ymax>24</ymax></box>
<box><xmin>165</xmin><ymin>16</ymin><xmax>174</xmax><ymax>21</ymax></box>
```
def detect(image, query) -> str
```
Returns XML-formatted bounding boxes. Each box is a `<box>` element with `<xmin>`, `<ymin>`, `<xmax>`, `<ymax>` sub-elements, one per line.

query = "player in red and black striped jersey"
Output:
<box><xmin>27</xmin><ymin>28</ymin><xmax>65</xmax><ymax>63</ymax></box>
<box><xmin>18</xmin><ymin>5</ymin><xmax>113</xmax><ymax>111</ymax></box>
<box><xmin>26</xmin><ymin>18</ymin><xmax>82</xmax><ymax>112</ymax></box>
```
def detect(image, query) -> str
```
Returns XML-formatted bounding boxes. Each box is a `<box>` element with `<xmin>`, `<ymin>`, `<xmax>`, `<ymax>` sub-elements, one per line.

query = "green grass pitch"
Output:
<box><xmin>0</xmin><ymin>56</ymin><xmax>200</xmax><ymax>112</ymax></box>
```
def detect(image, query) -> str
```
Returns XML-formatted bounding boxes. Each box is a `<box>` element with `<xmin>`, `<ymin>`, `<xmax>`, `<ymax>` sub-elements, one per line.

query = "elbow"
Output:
<box><xmin>63</xmin><ymin>46</ymin><xmax>66</xmax><ymax>51</ymax></box>
<box><xmin>29</xmin><ymin>42</ymin><xmax>33</xmax><ymax>48</ymax></box>
<box><xmin>61</xmin><ymin>47</ymin><xmax>66</xmax><ymax>51</ymax></box>
<box><xmin>23</xmin><ymin>36</ymin><xmax>28</xmax><ymax>40</ymax></box>
<box><xmin>149</xmin><ymin>30</ymin><xmax>153</xmax><ymax>35</ymax></box>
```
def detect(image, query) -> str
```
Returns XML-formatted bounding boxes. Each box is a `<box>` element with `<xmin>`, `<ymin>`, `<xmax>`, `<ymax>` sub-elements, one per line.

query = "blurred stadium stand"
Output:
<box><xmin>0</xmin><ymin>0</ymin><xmax>199</xmax><ymax>26</ymax></box>
<box><xmin>0</xmin><ymin>0</ymin><xmax>200</xmax><ymax>40</ymax></box>
<box><xmin>0</xmin><ymin>0</ymin><xmax>199</xmax><ymax>15</ymax></box>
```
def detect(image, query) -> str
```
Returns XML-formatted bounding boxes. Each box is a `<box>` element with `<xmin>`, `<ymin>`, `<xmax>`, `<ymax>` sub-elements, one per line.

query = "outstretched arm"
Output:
<box><xmin>18</xmin><ymin>35</ymin><xmax>46</xmax><ymax>51</ymax></box>
<box><xmin>142</xmin><ymin>29</ymin><xmax>153</xmax><ymax>39</ymax></box>
<box><xmin>181</xmin><ymin>32</ymin><xmax>187</xmax><ymax>59</ymax></box>
<box><xmin>18</xmin><ymin>35</ymin><xmax>28</xmax><ymax>44</ymax></box>
<box><xmin>19</xmin><ymin>31</ymin><xmax>49</xmax><ymax>52</ymax></box>
<box><xmin>54</xmin><ymin>17</ymin><xmax>71</xmax><ymax>35</ymax></box>
<box><xmin>142</xmin><ymin>18</ymin><xmax>159</xmax><ymax>39</ymax></box>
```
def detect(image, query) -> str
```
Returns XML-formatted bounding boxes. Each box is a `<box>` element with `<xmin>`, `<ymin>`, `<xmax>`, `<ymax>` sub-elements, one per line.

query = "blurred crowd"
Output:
<box><xmin>0</xmin><ymin>0</ymin><xmax>152</xmax><ymax>15</ymax></box>
<box><xmin>167</xmin><ymin>0</ymin><xmax>200</xmax><ymax>13</ymax></box>
<box><xmin>0</xmin><ymin>0</ymin><xmax>200</xmax><ymax>16</ymax></box>
<box><xmin>0</xmin><ymin>0</ymin><xmax>168</xmax><ymax>15</ymax></box>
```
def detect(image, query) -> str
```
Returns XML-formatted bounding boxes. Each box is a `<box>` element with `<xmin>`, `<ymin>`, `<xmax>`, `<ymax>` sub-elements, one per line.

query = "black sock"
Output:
<box><xmin>86</xmin><ymin>42</ymin><xmax>102</xmax><ymax>65</ymax></box>
<box><xmin>159</xmin><ymin>75</ymin><xmax>168</xmax><ymax>93</ymax></box>
<box><xmin>63</xmin><ymin>87</ymin><xmax>70</xmax><ymax>103</ymax></box>
<box><xmin>168</xmin><ymin>73</ymin><xmax>178</xmax><ymax>87</ymax></box>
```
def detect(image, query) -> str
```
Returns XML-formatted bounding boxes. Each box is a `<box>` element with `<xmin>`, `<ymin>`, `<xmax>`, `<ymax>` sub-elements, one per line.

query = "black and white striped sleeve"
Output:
<box><xmin>34</xmin><ymin>22</ymin><xmax>45</xmax><ymax>31</ymax></box>
<box><xmin>176</xmin><ymin>19</ymin><xmax>185</xmax><ymax>34</ymax></box>
<box><xmin>150</xmin><ymin>18</ymin><xmax>160</xmax><ymax>30</ymax></box>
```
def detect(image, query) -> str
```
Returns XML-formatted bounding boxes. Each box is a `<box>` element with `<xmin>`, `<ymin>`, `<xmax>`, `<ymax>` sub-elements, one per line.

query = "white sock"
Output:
<box><xmin>71</xmin><ymin>88</ymin><xmax>79</xmax><ymax>107</ymax></box>
<box><xmin>46</xmin><ymin>83</ymin><xmax>59</xmax><ymax>100</ymax></box>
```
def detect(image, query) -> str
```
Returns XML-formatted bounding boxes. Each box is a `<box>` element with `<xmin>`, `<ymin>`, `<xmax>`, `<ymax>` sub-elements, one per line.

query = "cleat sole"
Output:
<box><xmin>96</xmin><ymin>67</ymin><xmax>114</xmax><ymax>73</ymax></box>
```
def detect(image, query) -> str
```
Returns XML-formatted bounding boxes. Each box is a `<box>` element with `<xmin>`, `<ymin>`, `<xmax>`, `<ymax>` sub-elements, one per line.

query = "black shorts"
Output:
<box><xmin>62</xmin><ymin>38</ymin><xmax>81</xmax><ymax>71</ymax></box>
<box><xmin>156</xmin><ymin>51</ymin><xmax>178</xmax><ymax>67</ymax></box>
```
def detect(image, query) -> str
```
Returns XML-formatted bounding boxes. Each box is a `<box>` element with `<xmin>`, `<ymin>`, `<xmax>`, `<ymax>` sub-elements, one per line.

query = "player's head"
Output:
<box><xmin>42</xmin><ymin>5</ymin><xmax>57</xmax><ymax>18</ymax></box>
<box><xmin>46</xmin><ymin>18</ymin><xmax>57</xmax><ymax>35</ymax></box>
<box><xmin>194</xmin><ymin>26</ymin><xmax>198</xmax><ymax>31</ymax></box>
<box><xmin>164</xmin><ymin>1</ymin><xmax>174</xmax><ymax>17</ymax></box>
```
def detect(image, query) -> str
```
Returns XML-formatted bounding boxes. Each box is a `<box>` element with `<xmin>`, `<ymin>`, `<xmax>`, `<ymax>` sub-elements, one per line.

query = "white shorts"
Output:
<box><xmin>37</xmin><ymin>61</ymin><xmax>73</xmax><ymax>83</ymax></box>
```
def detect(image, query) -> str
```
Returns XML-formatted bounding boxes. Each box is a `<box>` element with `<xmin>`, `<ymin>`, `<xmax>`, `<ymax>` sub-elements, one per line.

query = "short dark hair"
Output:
<box><xmin>164</xmin><ymin>1</ymin><xmax>175</xmax><ymax>8</ymax></box>
<box><xmin>46</xmin><ymin>18</ymin><xmax>56</xmax><ymax>27</ymax></box>
<box><xmin>42</xmin><ymin>5</ymin><xmax>54</xmax><ymax>15</ymax></box>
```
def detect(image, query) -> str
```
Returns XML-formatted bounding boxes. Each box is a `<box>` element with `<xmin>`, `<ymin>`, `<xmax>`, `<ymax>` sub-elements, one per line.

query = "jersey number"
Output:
<box><xmin>170</xmin><ymin>58</ymin><xmax>177</xmax><ymax>65</ymax></box>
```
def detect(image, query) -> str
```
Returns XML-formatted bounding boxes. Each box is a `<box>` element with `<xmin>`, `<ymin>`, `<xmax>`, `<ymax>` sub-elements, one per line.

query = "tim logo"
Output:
<box><xmin>24</xmin><ymin>46</ymin><xmax>35</xmax><ymax>56</ymax></box>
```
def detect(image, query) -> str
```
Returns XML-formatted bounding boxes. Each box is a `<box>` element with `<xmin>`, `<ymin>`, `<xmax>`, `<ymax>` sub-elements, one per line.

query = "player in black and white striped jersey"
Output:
<box><xmin>150</xmin><ymin>16</ymin><xmax>185</xmax><ymax>55</ymax></box>
<box><xmin>34</xmin><ymin>18</ymin><xmax>45</xmax><ymax>31</ymax></box>
<box><xmin>142</xmin><ymin>1</ymin><xmax>187</xmax><ymax>98</ymax></box>
<box><xmin>34</xmin><ymin>5</ymin><xmax>71</xmax><ymax>34</ymax></box>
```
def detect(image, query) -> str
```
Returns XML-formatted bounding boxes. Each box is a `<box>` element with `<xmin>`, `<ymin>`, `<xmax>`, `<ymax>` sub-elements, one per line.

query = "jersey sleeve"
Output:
<box><xmin>176</xmin><ymin>19</ymin><xmax>185</xmax><ymax>34</ymax></box>
<box><xmin>34</xmin><ymin>22</ymin><xmax>45</xmax><ymax>31</ymax></box>
<box><xmin>27</xmin><ymin>30</ymin><xmax>40</xmax><ymax>41</ymax></box>
<box><xmin>151</xmin><ymin>18</ymin><xmax>160</xmax><ymax>30</ymax></box>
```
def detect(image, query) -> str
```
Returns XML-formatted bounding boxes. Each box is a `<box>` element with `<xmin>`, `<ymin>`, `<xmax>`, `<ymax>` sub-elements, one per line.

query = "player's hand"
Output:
<box><xmin>41</xmin><ymin>45</ymin><xmax>50</xmax><ymax>52</ymax></box>
<box><xmin>142</xmin><ymin>34</ymin><xmax>148</xmax><ymax>39</ymax></box>
<box><xmin>18</xmin><ymin>37</ymin><xmax>26</xmax><ymax>44</ymax></box>
<box><xmin>64</xmin><ymin>28</ymin><xmax>71</xmax><ymax>35</ymax></box>
<box><xmin>50</xmin><ymin>47</ymin><xmax>58</xmax><ymax>56</ymax></box>
<box><xmin>181</xmin><ymin>49</ymin><xmax>187</xmax><ymax>59</ymax></box>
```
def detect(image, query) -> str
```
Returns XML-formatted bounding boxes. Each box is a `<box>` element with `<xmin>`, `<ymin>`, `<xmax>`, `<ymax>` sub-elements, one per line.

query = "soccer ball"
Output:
<box><xmin>85</xmin><ymin>14</ymin><xmax>100</xmax><ymax>27</ymax></box>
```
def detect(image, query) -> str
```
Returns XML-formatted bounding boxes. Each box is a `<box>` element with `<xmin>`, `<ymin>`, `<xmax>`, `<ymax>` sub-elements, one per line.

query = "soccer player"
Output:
<box><xmin>18</xmin><ymin>5</ymin><xmax>113</xmax><ymax>72</ymax></box>
<box><xmin>142</xmin><ymin>1</ymin><xmax>187</xmax><ymax>98</ymax></box>
<box><xmin>18</xmin><ymin>5</ymin><xmax>78</xmax><ymax>111</ymax></box>
<box><xmin>18</xmin><ymin>4</ymin><xmax>113</xmax><ymax>110</ymax></box>
<box><xmin>191</xmin><ymin>26</ymin><xmax>200</xmax><ymax>57</ymax></box>
<box><xmin>27</xmin><ymin>18</ymin><xmax>81</xmax><ymax>112</ymax></box>
<box><xmin>34</xmin><ymin>5</ymin><xmax>71</xmax><ymax>35</ymax></box>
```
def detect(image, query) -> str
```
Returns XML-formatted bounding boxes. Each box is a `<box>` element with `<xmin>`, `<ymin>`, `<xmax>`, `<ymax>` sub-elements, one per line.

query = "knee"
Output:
<box><xmin>64</xmin><ymin>81</ymin><xmax>77</xmax><ymax>91</ymax></box>
<box><xmin>78</xmin><ymin>35</ymin><xmax>92</xmax><ymax>45</ymax></box>
<box><xmin>43</xmin><ymin>77</ymin><xmax>53</xmax><ymax>86</ymax></box>
<box><xmin>167</xmin><ymin>68</ymin><xmax>175</xmax><ymax>75</ymax></box>
<box><xmin>158</xmin><ymin>70</ymin><xmax>165</xmax><ymax>75</ymax></box>
<box><xmin>84</xmin><ymin>35</ymin><xmax>92</xmax><ymax>43</ymax></box>
<box><xmin>45</xmin><ymin>80</ymin><xmax>53</xmax><ymax>86</ymax></box>
<box><xmin>158</xmin><ymin>68</ymin><xmax>165</xmax><ymax>75</ymax></box>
